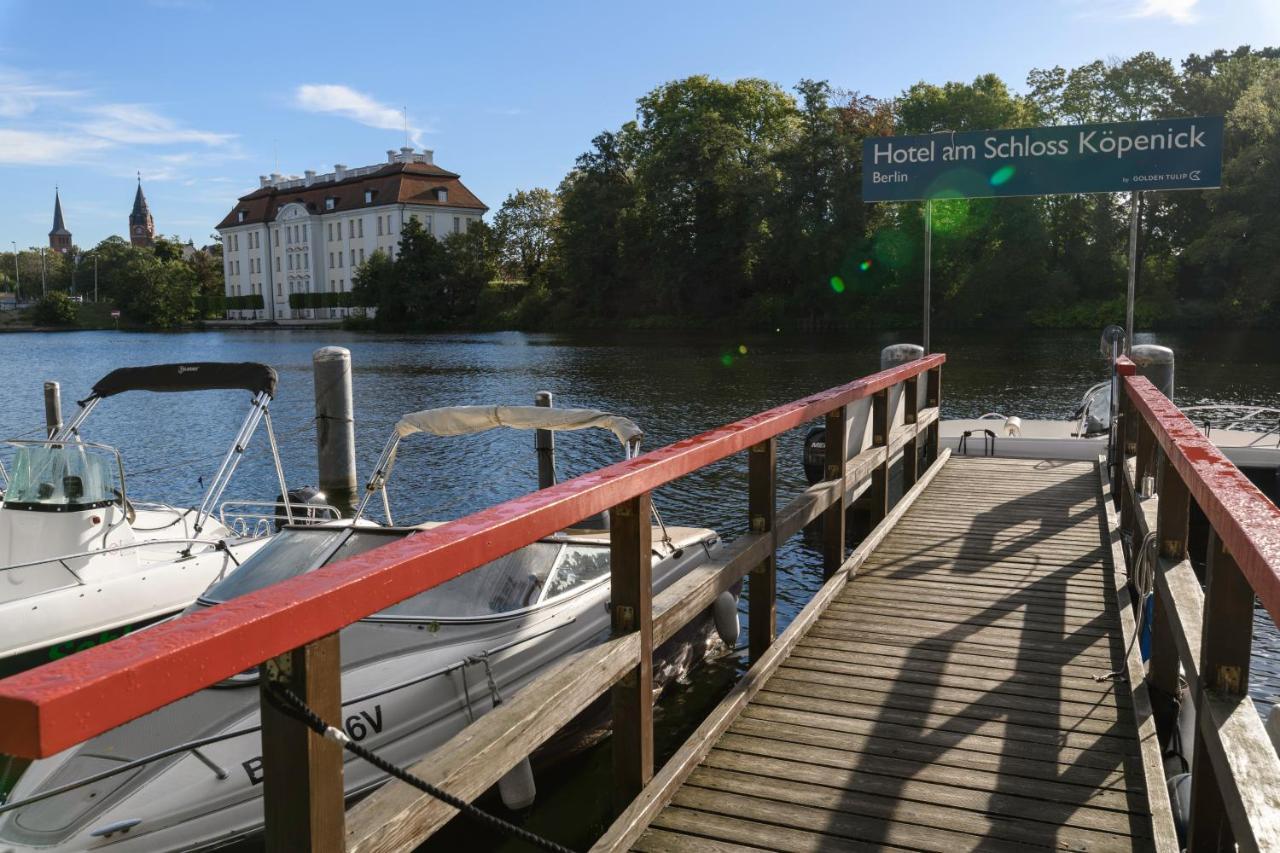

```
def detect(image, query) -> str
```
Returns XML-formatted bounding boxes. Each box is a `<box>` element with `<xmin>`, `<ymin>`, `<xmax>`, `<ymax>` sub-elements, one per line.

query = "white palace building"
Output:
<box><xmin>216</xmin><ymin>147</ymin><xmax>488</xmax><ymax>320</ymax></box>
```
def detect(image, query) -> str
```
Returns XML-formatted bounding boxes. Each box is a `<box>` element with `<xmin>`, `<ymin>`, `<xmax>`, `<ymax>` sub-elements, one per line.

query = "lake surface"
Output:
<box><xmin>2</xmin><ymin>326</ymin><xmax>1278</xmax><ymax>849</ymax></box>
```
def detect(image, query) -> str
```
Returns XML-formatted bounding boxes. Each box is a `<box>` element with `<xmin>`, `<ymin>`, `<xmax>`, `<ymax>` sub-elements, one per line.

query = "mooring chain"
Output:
<box><xmin>264</xmin><ymin>683</ymin><xmax>576</xmax><ymax>853</ymax></box>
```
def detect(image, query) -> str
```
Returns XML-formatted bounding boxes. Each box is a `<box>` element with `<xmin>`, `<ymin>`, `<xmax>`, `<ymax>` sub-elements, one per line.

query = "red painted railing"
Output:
<box><xmin>1116</xmin><ymin>356</ymin><xmax>1280</xmax><ymax>624</ymax></box>
<box><xmin>0</xmin><ymin>353</ymin><xmax>944</xmax><ymax>760</ymax></box>
<box><xmin>1114</xmin><ymin>354</ymin><xmax>1280</xmax><ymax>851</ymax></box>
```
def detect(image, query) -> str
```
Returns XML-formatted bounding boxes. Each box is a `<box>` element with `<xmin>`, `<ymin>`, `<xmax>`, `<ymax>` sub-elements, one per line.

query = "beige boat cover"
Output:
<box><xmin>394</xmin><ymin>405</ymin><xmax>643</xmax><ymax>447</ymax></box>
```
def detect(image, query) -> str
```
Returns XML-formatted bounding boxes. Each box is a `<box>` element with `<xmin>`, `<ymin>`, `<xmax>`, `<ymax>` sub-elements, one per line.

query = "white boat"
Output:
<box><xmin>0</xmin><ymin>404</ymin><xmax>736</xmax><ymax>852</ymax></box>
<box><xmin>936</xmin><ymin>337</ymin><xmax>1280</xmax><ymax>474</ymax></box>
<box><xmin>0</xmin><ymin>362</ymin><xmax>319</xmax><ymax>674</ymax></box>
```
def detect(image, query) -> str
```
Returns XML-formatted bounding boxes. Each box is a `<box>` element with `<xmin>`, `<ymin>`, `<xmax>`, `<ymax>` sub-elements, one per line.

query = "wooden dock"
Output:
<box><xmin>630</xmin><ymin>457</ymin><xmax>1157</xmax><ymax>852</ymax></box>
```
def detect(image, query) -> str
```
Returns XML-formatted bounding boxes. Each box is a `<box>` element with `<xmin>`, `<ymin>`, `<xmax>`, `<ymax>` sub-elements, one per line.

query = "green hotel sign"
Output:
<box><xmin>861</xmin><ymin>116</ymin><xmax>1223</xmax><ymax>202</ymax></box>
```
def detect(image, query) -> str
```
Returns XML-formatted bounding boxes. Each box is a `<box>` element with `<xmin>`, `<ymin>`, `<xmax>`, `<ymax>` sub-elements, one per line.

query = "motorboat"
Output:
<box><xmin>0</xmin><ymin>362</ymin><xmax>319</xmax><ymax>675</ymax></box>
<box><xmin>935</xmin><ymin>333</ymin><xmax>1280</xmax><ymax>477</ymax></box>
<box><xmin>0</xmin><ymin>404</ymin><xmax>737</xmax><ymax>852</ymax></box>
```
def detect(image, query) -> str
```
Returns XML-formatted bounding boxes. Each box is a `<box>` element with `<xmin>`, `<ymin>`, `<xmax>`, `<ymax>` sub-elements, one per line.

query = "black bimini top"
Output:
<box><xmin>88</xmin><ymin>362</ymin><xmax>278</xmax><ymax>401</ymax></box>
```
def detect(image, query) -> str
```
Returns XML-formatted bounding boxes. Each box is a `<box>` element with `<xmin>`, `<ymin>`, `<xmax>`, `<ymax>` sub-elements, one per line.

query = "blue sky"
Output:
<box><xmin>0</xmin><ymin>0</ymin><xmax>1275</xmax><ymax>250</ymax></box>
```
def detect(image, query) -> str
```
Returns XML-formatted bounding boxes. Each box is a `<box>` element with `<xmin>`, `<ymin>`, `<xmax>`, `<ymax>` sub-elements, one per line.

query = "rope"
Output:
<box><xmin>1095</xmin><ymin>530</ymin><xmax>1158</xmax><ymax>683</ymax></box>
<box><xmin>264</xmin><ymin>683</ymin><xmax>576</xmax><ymax>853</ymax></box>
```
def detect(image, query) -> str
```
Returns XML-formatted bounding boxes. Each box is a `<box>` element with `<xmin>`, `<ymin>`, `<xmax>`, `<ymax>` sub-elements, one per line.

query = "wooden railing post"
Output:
<box><xmin>869</xmin><ymin>389</ymin><xmax>890</xmax><ymax>525</ymax></box>
<box><xmin>610</xmin><ymin>493</ymin><xmax>654</xmax><ymax>809</ymax></box>
<box><xmin>748</xmin><ymin>439</ymin><xmax>777</xmax><ymax>663</ymax></box>
<box><xmin>259</xmin><ymin>633</ymin><xmax>344</xmax><ymax>853</ymax></box>
<box><xmin>1149</xmin><ymin>451</ymin><xmax>1190</xmax><ymax>701</ymax></box>
<box><xmin>822</xmin><ymin>404</ymin><xmax>849</xmax><ymax>579</ymax></box>
<box><xmin>902</xmin><ymin>376</ymin><xmax>919</xmax><ymax>489</ymax></box>
<box><xmin>925</xmin><ymin>366</ymin><xmax>941</xmax><ymax>464</ymax></box>
<box><xmin>1187</xmin><ymin>530</ymin><xmax>1254</xmax><ymax>852</ymax></box>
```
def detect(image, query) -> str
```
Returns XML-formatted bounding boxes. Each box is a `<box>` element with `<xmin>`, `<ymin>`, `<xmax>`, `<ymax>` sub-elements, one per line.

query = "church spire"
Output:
<box><xmin>129</xmin><ymin>173</ymin><xmax>156</xmax><ymax>248</ymax></box>
<box><xmin>49</xmin><ymin>187</ymin><xmax>72</xmax><ymax>254</ymax></box>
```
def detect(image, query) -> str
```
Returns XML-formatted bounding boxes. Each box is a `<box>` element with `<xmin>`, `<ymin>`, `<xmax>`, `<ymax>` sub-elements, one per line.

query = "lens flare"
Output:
<box><xmin>737</xmin><ymin>344</ymin><xmax>748</xmax><ymax>355</ymax></box>
<box><xmin>859</xmin><ymin>260</ymin><xmax>871</xmax><ymax>272</ymax></box>
<box><xmin>829</xmin><ymin>276</ymin><xmax>846</xmax><ymax>294</ymax></box>
<box><xmin>990</xmin><ymin>165</ymin><xmax>1016</xmax><ymax>186</ymax></box>
<box><xmin>719</xmin><ymin>353</ymin><xmax>734</xmax><ymax>367</ymax></box>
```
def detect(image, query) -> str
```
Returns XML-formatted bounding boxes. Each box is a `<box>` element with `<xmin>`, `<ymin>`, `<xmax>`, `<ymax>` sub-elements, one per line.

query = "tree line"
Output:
<box><xmin>0</xmin><ymin>237</ymin><xmax>224</xmax><ymax>328</ymax></box>
<box><xmin>462</xmin><ymin>45</ymin><xmax>1279</xmax><ymax>332</ymax></box>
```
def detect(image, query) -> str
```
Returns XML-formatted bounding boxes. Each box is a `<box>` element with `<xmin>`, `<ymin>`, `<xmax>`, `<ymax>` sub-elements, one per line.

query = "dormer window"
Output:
<box><xmin>325</xmin><ymin>197</ymin><xmax>337</xmax><ymax>211</ymax></box>
<box><xmin>237</xmin><ymin>210</ymin><xmax>246</xmax><ymax>223</ymax></box>
<box><xmin>364</xmin><ymin>190</ymin><xmax>374</xmax><ymax>204</ymax></box>
<box><xmin>435</xmin><ymin>188</ymin><xmax>447</xmax><ymax>203</ymax></box>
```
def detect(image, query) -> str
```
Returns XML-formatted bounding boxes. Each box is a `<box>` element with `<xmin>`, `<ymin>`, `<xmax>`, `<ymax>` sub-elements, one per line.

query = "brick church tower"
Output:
<box><xmin>49</xmin><ymin>188</ymin><xmax>72</xmax><ymax>254</ymax></box>
<box><xmin>129</xmin><ymin>175</ymin><xmax>155</xmax><ymax>248</ymax></box>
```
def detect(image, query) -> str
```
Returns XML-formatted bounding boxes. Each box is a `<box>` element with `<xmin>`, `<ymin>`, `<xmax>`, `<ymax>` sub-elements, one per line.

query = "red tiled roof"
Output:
<box><xmin>216</xmin><ymin>161</ymin><xmax>487</xmax><ymax>229</ymax></box>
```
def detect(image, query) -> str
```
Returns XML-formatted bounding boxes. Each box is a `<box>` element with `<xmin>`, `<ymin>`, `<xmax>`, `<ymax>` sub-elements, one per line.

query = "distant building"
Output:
<box><xmin>215</xmin><ymin>147</ymin><xmax>487</xmax><ymax>320</ymax></box>
<box><xmin>129</xmin><ymin>177</ymin><xmax>156</xmax><ymax>248</ymax></box>
<box><xmin>49</xmin><ymin>189</ymin><xmax>72</xmax><ymax>254</ymax></box>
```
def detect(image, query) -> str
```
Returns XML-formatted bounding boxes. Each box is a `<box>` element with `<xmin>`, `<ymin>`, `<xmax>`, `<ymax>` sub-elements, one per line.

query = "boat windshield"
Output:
<box><xmin>203</xmin><ymin>528</ymin><xmax>611</xmax><ymax>619</ymax></box>
<box><xmin>3</xmin><ymin>443</ymin><xmax>119</xmax><ymax>510</ymax></box>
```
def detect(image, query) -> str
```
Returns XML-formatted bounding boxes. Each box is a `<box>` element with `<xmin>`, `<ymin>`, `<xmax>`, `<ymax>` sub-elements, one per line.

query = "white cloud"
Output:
<box><xmin>80</xmin><ymin>103</ymin><xmax>234</xmax><ymax>147</ymax></box>
<box><xmin>1129</xmin><ymin>0</ymin><xmax>1199</xmax><ymax>23</ymax></box>
<box><xmin>0</xmin><ymin>129</ymin><xmax>112</xmax><ymax>165</ymax></box>
<box><xmin>294</xmin><ymin>84</ymin><xmax>427</xmax><ymax>145</ymax></box>
<box><xmin>0</xmin><ymin>69</ymin><xmax>82</xmax><ymax>118</ymax></box>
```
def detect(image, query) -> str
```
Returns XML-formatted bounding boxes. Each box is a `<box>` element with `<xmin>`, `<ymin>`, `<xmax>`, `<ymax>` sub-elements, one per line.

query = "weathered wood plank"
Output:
<box><xmin>725</xmin><ymin>714</ymin><xmax>1135</xmax><ymax>790</ymax></box>
<box><xmin>614</xmin><ymin>455</ymin><xmax>1157</xmax><ymax>853</ymax></box>
<box><xmin>588</xmin><ymin>451</ymin><xmax>952</xmax><ymax>853</ymax></box>
<box><xmin>688</xmin><ymin>759</ymin><xmax>1146</xmax><ymax>844</ymax></box>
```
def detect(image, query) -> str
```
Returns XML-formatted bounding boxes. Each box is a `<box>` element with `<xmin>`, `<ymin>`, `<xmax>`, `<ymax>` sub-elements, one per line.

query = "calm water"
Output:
<box><xmin>2</xmin><ymin>327</ymin><xmax>1278</xmax><ymax>849</ymax></box>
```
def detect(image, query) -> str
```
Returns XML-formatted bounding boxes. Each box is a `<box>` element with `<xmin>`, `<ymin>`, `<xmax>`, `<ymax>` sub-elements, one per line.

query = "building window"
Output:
<box><xmin>453</xmin><ymin>216</ymin><xmax>460</xmax><ymax>234</ymax></box>
<box><xmin>276</xmin><ymin>257</ymin><xmax>281</xmax><ymax>272</ymax></box>
<box><xmin>436</xmin><ymin>188</ymin><xmax>447</xmax><ymax>202</ymax></box>
<box><xmin>325</xmin><ymin>197</ymin><xmax>336</xmax><ymax>211</ymax></box>
<box><xmin>349</xmin><ymin>249</ymin><xmax>355</xmax><ymax>266</ymax></box>
<box><xmin>425</xmin><ymin>215</ymin><xmax>433</xmax><ymax>235</ymax></box>
<box><xmin>338</xmin><ymin>252</ymin><xmax>343</xmax><ymax>268</ymax></box>
<box><xmin>357</xmin><ymin>218</ymin><xmax>364</xmax><ymax>238</ymax></box>
<box><xmin>348</xmin><ymin>220</ymin><xmax>355</xmax><ymax>239</ymax></box>
<box><xmin>328</xmin><ymin>252</ymin><xmax>334</xmax><ymax>269</ymax></box>
<box><xmin>328</xmin><ymin>223</ymin><xmax>334</xmax><ymax>241</ymax></box>
<box><xmin>237</xmin><ymin>211</ymin><xmax>246</xmax><ymax>223</ymax></box>
<box><xmin>359</xmin><ymin>248</ymin><xmax>364</xmax><ymax>263</ymax></box>
<box><xmin>305</xmin><ymin>254</ymin><xmax>310</xmax><ymax>269</ymax></box>
<box><xmin>364</xmin><ymin>190</ymin><xmax>373</xmax><ymax>204</ymax></box>
<box><xmin>377</xmin><ymin>217</ymin><xmax>383</xmax><ymax>236</ymax></box>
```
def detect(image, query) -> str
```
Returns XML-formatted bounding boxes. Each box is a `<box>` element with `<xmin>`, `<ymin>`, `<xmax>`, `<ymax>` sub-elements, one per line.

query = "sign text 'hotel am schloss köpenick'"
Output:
<box><xmin>861</xmin><ymin>116</ymin><xmax>1223</xmax><ymax>202</ymax></box>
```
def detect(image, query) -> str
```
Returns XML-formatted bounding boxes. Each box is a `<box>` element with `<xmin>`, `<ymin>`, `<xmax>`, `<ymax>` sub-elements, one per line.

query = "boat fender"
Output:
<box><xmin>1166</xmin><ymin>772</ymin><xmax>1192</xmax><ymax>847</ymax></box>
<box><xmin>1004</xmin><ymin>416</ymin><xmax>1022</xmax><ymax>437</ymax></box>
<box><xmin>714</xmin><ymin>590</ymin><xmax>740</xmax><ymax>647</ymax></box>
<box><xmin>498</xmin><ymin>757</ymin><xmax>536</xmax><ymax>810</ymax></box>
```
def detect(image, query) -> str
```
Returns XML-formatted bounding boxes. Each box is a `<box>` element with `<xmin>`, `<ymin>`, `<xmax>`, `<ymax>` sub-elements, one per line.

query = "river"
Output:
<box><xmin>1</xmin><ymin>326</ymin><xmax>1277</xmax><ymax>849</ymax></box>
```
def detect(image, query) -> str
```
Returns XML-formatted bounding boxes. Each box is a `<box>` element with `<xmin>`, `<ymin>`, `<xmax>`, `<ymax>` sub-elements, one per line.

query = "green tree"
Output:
<box><xmin>493</xmin><ymin>188</ymin><xmax>559</xmax><ymax>282</ymax></box>
<box><xmin>31</xmin><ymin>291</ymin><xmax>78</xmax><ymax>326</ymax></box>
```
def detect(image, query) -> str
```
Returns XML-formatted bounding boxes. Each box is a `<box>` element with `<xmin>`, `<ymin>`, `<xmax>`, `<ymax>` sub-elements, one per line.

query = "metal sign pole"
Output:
<box><xmin>923</xmin><ymin>199</ymin><xmax>933</xmax><ymax>354</ymax></box>
<box><xmin>1124</xmin><ymin>191</ymin><xmax>1140</xmax><ymax>353</ymax></box>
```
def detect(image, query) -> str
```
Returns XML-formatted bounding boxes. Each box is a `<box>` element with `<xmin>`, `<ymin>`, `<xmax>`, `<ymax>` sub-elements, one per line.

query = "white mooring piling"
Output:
<box><xmin>313</xmin><ymin>347</ymin><xmax>357</xmax><ymax>517</ymax></box>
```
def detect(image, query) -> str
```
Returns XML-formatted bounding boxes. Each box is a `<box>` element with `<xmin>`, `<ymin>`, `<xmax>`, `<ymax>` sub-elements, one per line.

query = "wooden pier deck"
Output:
<box><xmin>632</xmin><ymin>457</ymin><xmax>1156</xmax><ymax>853</ymax></box>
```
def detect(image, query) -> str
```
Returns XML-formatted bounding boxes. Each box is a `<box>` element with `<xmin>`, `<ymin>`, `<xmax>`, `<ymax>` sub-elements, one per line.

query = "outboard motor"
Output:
<box><xmin>1131</xmin><ymin>344</ymin><xmax>1175</xmax><ymax>398</ymax></box>
<box><xmin>802</xmin><ymin>427</ymin><xmax>826</xmax><ymax>486</ymax></box>
<box><xmin>881</xmin><ymin>343</ymin><xmax>924</xmax><ymax>370</ymax></box>
<box><xmin>274</xmin><ymin>485</ymin><xmax>330</xmax><ymax>530</ymax></box>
